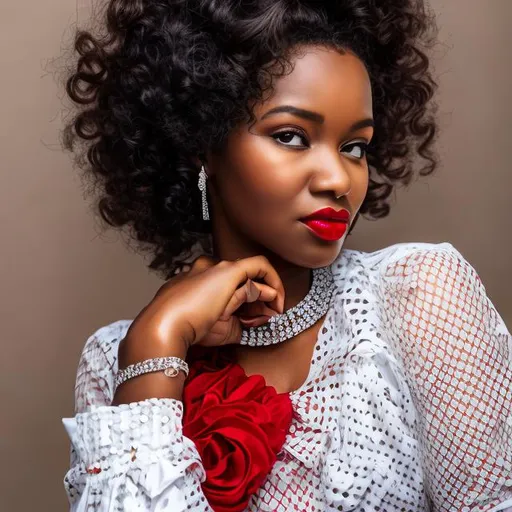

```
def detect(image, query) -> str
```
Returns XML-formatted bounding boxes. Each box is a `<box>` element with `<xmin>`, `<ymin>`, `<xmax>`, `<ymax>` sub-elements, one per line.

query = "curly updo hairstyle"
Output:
<box><xmin>63</xmin><ymin>0</ymin><xmax>439</xmax><ymax>279</ymax></box>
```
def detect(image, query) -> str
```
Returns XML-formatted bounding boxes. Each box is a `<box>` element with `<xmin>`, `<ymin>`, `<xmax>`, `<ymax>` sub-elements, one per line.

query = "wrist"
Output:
<box><xmin>112</xmin><ymin>370</ymin><xmax>186</xmax><ymax>405</ymax></box>
<box><xmin>114</xmin><ymin>326</ymin><xmax>189</xmax><ymax>405</ymax></box>
<box><xmin>119</xmin><ymin>323</ymin><xmax>189</xmax><ymax>370</ymax></box>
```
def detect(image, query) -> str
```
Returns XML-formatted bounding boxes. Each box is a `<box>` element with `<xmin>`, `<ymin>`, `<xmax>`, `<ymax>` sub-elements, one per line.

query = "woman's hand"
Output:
<box><xmin>127</xmin><ymin>255</ymin><xmax>285</xmax><ymax>354</ymax></box>
<box><xmin>113</xmin><ymin>254</ymin><xmax>284</xmax><ymax>404</ymax></box>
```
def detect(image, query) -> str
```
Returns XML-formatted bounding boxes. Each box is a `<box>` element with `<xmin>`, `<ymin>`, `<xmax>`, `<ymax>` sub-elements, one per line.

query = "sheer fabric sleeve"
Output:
<box><xmin>378</xmin><ymin>243</ymin><xmax>512</xmax><ymax>512</ymax></box>
<box><xmin>62</xmin><ymin>321</ymin><xmax>213</xmax><ymax>511</ymax></box>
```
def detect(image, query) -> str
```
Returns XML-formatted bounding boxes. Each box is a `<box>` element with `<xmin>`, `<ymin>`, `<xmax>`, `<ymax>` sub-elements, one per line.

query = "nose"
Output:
<box><xmin>308</xmin><ymin>148</ymin><xmax>352</xmax><ymax>199</ymax></box>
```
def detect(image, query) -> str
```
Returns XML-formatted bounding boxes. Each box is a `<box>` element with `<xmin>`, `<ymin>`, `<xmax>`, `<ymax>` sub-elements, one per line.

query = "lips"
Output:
<box><xmin>300</xmin><ymin>207</ymin><xmax>350</xmax><ymax>242</ymax></box>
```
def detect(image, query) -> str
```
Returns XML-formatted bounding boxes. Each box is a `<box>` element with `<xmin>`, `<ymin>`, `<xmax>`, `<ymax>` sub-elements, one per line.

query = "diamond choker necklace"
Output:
<box><xmin>239</xmin><ymin>265</ymin><xmax>335</xmax><ymax>347</ymax></box>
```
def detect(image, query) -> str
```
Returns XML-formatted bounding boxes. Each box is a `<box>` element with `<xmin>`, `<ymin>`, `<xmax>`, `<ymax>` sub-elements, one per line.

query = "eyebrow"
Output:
<box><xmin>260</xmin><ymin>105</ymin><xmax>374</xmax><ymax>132</ymax></box>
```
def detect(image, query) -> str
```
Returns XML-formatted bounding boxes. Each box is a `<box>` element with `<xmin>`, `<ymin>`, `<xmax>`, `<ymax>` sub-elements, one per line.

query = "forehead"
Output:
<box><xmin>257</xmin><ymin>46</ymin><xmax>373</xmax><ymax>119</ymax></box>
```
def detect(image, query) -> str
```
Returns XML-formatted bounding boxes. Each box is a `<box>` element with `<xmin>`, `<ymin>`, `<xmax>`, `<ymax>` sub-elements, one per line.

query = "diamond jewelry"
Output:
<box><xmin>240</xmin><ymin>265</ymin><xmax>335</xmax><ymax>347</ymax></box>
<box><xmin>114</xmin><ymin>356</ymin><xmax>189</xmax><ymax>392</ymax></box>
<box><xmin>198</xmin><ymin>165</ymin><xmax>210</xmax><ymax>221</ymax></box>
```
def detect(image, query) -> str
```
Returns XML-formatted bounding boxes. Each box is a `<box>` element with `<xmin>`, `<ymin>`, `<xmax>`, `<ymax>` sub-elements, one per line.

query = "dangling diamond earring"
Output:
<box><xmin>198</xmin><ymin>164</ymin><xmax>210</xmax><ymax>221</ymax></box>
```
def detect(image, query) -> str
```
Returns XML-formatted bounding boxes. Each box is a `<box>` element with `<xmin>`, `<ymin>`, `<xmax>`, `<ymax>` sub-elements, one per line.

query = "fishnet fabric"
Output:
<box><xmin>378</xmin><ymin>244</ymin><xmax>512</xmax><ymax>511</ymax></box>
<box><xmin>63</xmin><ymin>242</ymin><xmax>512</xmax><ymax>511</ymax></box>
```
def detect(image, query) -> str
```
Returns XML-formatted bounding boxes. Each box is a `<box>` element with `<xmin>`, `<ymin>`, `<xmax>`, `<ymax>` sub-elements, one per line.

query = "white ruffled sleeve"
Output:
<box><xmin>378</xmin><ymin>242</ymin><xmax>512</xmax><ymax>511</ymax></box>
<box><xmin>62</xmin><ymin>321</ymin><xmax>212</xmax><ymax>511</ymax></box>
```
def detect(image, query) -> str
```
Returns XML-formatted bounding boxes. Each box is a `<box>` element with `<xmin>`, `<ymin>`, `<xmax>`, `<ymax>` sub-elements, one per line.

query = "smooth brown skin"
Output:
<box><xmin>113</xmin><ymin>45</ymin><xmax>373</xmax><ymax>404</ymax></box>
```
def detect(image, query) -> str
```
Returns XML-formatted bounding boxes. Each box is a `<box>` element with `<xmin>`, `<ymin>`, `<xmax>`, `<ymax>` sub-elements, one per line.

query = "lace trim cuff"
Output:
<box><xmin>64</xmin><ymin>398</ymin><xmax>199</xmax><ymax>472</ymax></box>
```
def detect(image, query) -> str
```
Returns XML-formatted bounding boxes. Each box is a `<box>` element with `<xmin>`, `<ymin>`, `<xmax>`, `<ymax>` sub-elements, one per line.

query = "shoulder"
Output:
<box><xmin>330</xmin><ymin>241</ymin><xmax>491</xmax><ymax>317</ymax></box>
<box><xmin>86</xmin><ymin>319</ymin><xmax>134</xmax><ymax>345</ymax></box>
<box><xmin>331</xmin><ymin>241</ymin><xmax>471</xmax><ymax>288</ymax></box>
<box><xmin>373</xmin><ymin>241</ymin><xmax>487</xmax><ymax>298</ymax></box>
<box><xmin>336</xmin><ymin>240</ymin><xmax>460</xmax><ymax>270</ymax></box>
<box><xmin>79</xmin><ymin>319</ymin><xmax>134</xmax><ymax>371</ymax></box>
<box><xmin>371</xmin><ymin>242</ymin><xmax>507</xmax><ymax>347</ymax></box>
<box><xmin>74</xmin><ymin>319</ymin><xmax>133</xmax><ymax>413</ymax></box>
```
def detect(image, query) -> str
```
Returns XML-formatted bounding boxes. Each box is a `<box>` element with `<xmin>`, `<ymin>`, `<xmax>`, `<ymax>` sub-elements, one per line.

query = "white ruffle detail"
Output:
<box><xmin>320</xmin><ymin>340</ymin><xmax>426</xmax><ymax>510</ymax></box>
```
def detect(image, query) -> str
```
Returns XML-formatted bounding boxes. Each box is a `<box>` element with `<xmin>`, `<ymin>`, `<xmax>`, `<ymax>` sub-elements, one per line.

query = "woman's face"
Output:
<box><xmin>206</xmin><ymin>45</ymin><xmax>373</xmax><ymax>268</ymax></box>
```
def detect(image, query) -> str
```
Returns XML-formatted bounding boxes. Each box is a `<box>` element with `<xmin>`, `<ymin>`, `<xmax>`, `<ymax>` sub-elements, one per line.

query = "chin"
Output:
<box><xmin>292</xmin><ymin>221</ymin><xmax>348</xmax><ymax>265</ymax></box>
<box><xmin>284</xmin><ymin>238</ymin><xmax>346</xmax><ymax>269</ymax></box>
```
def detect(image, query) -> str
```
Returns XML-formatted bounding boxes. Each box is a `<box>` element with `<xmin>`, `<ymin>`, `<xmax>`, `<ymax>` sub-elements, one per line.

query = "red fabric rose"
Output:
<box><xmin>182</xmin><ymin>349</ymin><xmax>293</xmax><ymax>512</ymax></box>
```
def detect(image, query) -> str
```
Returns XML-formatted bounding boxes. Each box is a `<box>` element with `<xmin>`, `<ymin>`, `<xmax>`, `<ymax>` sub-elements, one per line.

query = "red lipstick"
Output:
<box><xmin>300</xmin><ymin>207</ymin><xmax>350</xmax><ymax>242</ymax></box>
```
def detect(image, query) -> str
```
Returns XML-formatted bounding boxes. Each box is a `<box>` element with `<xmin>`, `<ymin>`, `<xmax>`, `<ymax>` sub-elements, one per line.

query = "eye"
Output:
<box><xmin>342</xmin><ymin>142</ymin><xmax>368</xmax><ymax>160</ymax></box>
<box><xmin>271</xmin><ymin>129</ymin><xmax>308</xmax><ymax>148</ymax></box>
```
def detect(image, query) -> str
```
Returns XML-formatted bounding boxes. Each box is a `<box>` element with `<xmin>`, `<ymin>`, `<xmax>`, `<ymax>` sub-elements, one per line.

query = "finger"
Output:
<box><xmin>219</xmin><ymin>281</ymin><xmax>278</xmax><ymax>321</ymax></box>
<box><xmin>219</xmin><ymin>280</ymin><xmax>260</xmax><ymax>320</ymax></box>
<box><xmin>249</xmin><ymin>282</ymin><xmax>279</xmax><ymax>305</ymax></box>
<box><xmin>231</xmin><ymin>256</ymin><xmax>285</xmax><ymax>313</ymax></box>
<box><xmin>238</xmin><ymin>312</ymin><xmax>273</xmax><ymax>328</ymax></box>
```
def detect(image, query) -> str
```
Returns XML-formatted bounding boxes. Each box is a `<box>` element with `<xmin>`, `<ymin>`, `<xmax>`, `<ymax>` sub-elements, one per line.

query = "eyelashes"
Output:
<box><xmin>271</xmin><ymin>129</ymin><xmax>307</xmax><ymax>147</ymax></box>
<box><xmin>342</xmin><ymin>142</ymin><xmax>368</xmax><ymax>159</ymax></box>
<box><xmin>271</xmin><ymin>129</ymin><xmax>369</xmax><ymax>159</ymax></box>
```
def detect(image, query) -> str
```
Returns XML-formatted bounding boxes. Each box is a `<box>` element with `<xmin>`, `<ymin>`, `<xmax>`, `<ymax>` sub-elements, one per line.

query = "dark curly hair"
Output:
<box><xmin>62</xmin><ymin>0</ymin><xmax>440</xmax><ymax>279</ymax></box>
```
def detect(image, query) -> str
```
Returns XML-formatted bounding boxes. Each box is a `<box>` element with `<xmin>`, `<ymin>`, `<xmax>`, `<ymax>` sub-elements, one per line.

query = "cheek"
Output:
<box><xmin>221</xmin><ymin>139</ymin><xmax>304</xmax><ymax>209</ymax></box>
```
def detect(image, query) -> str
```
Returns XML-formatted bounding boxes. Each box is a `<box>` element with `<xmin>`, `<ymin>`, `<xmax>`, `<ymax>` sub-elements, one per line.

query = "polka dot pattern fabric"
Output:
<box><xmin>62</xmin><ymin>242</ymin><xmax>512</xmax><ymax>511</ymax></box>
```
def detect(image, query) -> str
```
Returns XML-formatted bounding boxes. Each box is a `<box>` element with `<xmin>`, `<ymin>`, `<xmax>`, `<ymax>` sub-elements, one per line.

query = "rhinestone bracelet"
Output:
<box><xmin>114</xmin><ymin>356</ymin><xmax>189</xmax><ymax>392</ymax></box>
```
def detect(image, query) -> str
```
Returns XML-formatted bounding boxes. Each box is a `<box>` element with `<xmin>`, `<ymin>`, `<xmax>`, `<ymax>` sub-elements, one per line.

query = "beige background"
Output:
<box><xmin>1</xmin><ymin>0</ymin><xmax>510</xmax><ymax>510</ymax></box>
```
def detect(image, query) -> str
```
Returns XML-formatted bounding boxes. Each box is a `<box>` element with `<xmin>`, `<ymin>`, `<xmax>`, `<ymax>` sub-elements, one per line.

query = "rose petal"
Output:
<box><xmin>202</xmin><ymin>433</ymin><xmax>231</xmax><ymax>476</ymax></box>
<box><xmin>182</xmin><ymin>353</ymin><xmax>293</xmax><ymax>512</ymax></box>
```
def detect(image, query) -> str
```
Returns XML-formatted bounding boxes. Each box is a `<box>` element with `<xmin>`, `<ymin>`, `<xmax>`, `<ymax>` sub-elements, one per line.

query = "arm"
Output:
<box><xmin>62</xmin><ymin>321</ymin><xmax>212</xmax><ymax>511</ymax></box>
<box><xmin>62</xmin><ymin>255</ymin><xmax>286</xmax><ymax>511</ymax></box>
<box><xmin>378</xmin><ymin>243</ymin><xmax>512</xmax><ymax>511</ymax></box>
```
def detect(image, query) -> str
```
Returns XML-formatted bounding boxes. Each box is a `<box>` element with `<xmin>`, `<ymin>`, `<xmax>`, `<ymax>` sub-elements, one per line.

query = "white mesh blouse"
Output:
<box><xmin>62</xmin><ymin>241</ymin><xmax>512</xmax><ymax>511</ymax></box>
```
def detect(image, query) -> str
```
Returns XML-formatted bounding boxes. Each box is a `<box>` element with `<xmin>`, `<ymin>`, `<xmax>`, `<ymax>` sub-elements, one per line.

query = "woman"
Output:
<box><xmin>61</xmin><ymin>0</ymin><xmax>512</xmax><ymax>510</ymax></box>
